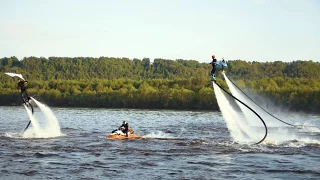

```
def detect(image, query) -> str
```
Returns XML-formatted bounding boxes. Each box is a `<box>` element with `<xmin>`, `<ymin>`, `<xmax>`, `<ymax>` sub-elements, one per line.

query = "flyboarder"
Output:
<box><xmin>221</xmin><ymin>57</ymin><xmax>225</xmax><ymax>72</ymax></box>
<box><xmin>18</xmin><ymin>79</ymin><xmax>30</xmax><ymax>104</ymax></box>
<box><xmin>209</xmin><ymin>55</ymin><xmax>217</xmax><ymax>81</ymax></box>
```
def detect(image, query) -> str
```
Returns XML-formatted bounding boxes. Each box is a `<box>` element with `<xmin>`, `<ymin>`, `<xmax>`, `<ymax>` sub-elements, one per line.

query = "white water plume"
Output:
<box><xmin>144</xmin><ymin>131</ymin><xmax>173</xmax><ymax>138</ymax></box>
<box><xmin>23</xmin><ymin>98</ymin><xmax>62</xmax><ymax>138</ymax></box>
<box><xmin>23</xmin><ymin>104</ymin><xmax>41</xmax><ymax>137</ymax></box>
<box><xmin>222</xmin><ymin>73</ymin><xmax>319</xmax><ymax>144</ymax></box>
<box><xmin>212</xmin><ymin>82</ymin><xmax>256</xmax><ymax>143</ymax></box>
<box><xmin>223</xmin><ymin>72</ymin><xmax>287</xmax><ymax>128</ymax></box>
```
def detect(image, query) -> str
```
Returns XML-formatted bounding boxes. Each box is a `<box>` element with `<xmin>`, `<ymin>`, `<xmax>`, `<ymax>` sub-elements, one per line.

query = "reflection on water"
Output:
<box><xmin>0</xmin><ymin>107</ymin><xmax>319</xmax><ymax>179</ymax></box>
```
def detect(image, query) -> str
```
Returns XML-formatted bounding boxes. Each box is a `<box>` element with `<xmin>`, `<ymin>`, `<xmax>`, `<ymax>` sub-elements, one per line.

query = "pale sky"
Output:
<box><xmin>0</xmin><ymin>0</ymin><xmax>319</xmax><ymax>62</ymax></box>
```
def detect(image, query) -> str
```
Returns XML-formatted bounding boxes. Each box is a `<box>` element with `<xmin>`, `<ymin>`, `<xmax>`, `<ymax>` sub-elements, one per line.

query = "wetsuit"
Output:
<box><xmin>210</xmin><ymin>58</ymin><xmax>217</xmax><ymax>76</ymax></box>
<box><xmin>119</xmin><ymin>123</ymin><xmax>129</xmax><ymax>136</ymax></box>
<box><xmin>18</xmin><ymin>80</ymin><xmax>29</xmax><ymax>103</ymax></box>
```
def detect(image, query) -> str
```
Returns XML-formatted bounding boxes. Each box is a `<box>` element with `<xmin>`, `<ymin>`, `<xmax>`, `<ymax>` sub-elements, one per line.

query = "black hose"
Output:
<box><xmin>224</xmin><ymin>75</ymin><xmax>318</xmax><ymax>129</ymax></box>
<box><xmin>30</xmin><ymin>103</ymin><xmax>34</xmax><ymax>114</ymax></box>
<box><xmin>23</xmin><ymin>102</ymin><xmax>34</xmax><ymax>132</ymax></box>
<box><xmin>23</xmin><ymin>121</ymin><xmax>31</xmax><ymax>132</ymax></box>
<box><xmin>213</xmin><ymin>81</ymin><xmax>268</xmax><ymax>145</ymax></box>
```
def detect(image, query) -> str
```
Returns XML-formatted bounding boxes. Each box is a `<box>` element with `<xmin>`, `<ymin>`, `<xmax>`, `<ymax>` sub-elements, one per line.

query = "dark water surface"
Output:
<box><xmin>0</xmin><ymin>106</ymin><xmax>319</xmax><ymax>179</ymax></box>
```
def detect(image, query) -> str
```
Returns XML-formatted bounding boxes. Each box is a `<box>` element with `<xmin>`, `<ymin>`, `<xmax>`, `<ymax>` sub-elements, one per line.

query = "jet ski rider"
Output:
<box><xmin>119</xmin><ymin>121</ymin><xmax>129</xmax><ymax>137</ymax></box>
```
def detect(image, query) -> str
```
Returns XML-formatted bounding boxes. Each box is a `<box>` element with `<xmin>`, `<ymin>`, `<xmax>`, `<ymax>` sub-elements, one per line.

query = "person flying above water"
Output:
<box><xmin>209</xmin><ymin>55</ymin><xmax>227</xmax><ymax>81</ymax></box>
<box><xmin>221</xmin><ymin>57</ymin><xmax>225</xmax><ymax>72</ymax></box>
<box><xmin>18</xmin><ymin>79</ymin><xmax>30</xmax><ymax>104</ymax></box>
<box><xmin>209</xmin><ymin>55</ymin><xmax>217</xmax><ymax>81</ymax></box>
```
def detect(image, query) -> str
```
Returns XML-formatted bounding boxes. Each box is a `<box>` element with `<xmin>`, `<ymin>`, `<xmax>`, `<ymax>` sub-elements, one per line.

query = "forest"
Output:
<box><xmin>0</xmin><ymin>56</ymin><xmax>319</xmax><ymax>113</ymax></box>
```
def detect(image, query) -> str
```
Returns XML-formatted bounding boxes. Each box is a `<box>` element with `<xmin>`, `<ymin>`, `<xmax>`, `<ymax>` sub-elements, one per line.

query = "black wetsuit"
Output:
<box><xmin>210</xmin><ymin>58</ymin><xmax>217</xmax><ymax>76</ymax></box>
<box><xmin>18</xmin><ymin>80</ymin><xmax>29</xmax><ymax>103</ymax></box>
<box><xmin>119</xmin><ymin>123</ymin><xmax>129</xmax><ymax>135</ymax></box>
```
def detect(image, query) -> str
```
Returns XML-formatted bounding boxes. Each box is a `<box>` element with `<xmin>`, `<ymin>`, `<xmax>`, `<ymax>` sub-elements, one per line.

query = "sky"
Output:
<box><xmin>0</xmin><ymin>0</ymin><xmax>319</xmax><ymax>62</ymax></box>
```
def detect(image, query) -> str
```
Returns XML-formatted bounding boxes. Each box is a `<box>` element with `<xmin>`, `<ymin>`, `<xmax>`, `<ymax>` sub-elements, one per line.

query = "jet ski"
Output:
<box><xmin>107</xmin><ymin>129</ymin><xmax>142</xmax><ymax>139</ymax></box>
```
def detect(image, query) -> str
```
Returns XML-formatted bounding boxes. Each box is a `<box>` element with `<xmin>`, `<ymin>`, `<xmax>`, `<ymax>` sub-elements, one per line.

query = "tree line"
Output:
<box><xmin>0</xmin><ymin>56</ymin><xmax>319</xmax><ymax>112</ymax></box>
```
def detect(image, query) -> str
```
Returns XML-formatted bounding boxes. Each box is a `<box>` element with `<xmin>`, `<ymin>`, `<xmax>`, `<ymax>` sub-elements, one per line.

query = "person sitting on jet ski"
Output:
<box><xmin>119</xmin><ymin>121</ymin><xmax>129</xmax><ymax>137</ymax></box>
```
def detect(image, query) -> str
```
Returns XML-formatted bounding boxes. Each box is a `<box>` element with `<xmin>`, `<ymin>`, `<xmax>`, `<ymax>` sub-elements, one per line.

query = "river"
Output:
<box><xmin>0</xmin><ymin>106</ymin><xmax>319</xmax><ymax>179</ymax></box>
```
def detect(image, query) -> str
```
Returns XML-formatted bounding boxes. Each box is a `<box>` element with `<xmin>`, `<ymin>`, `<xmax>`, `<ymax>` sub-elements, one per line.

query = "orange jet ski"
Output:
<box><xmin>107</xmin><ymin>129</ymin><xmax>142</xmax><ymax>139</ymax></box>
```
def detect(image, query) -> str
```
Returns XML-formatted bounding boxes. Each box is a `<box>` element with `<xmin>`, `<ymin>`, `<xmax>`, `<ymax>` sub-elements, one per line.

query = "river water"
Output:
<box><xmin>0</xmin><ymin>106</ymin><xmax>319</xmax><ymax>179</ymax></box>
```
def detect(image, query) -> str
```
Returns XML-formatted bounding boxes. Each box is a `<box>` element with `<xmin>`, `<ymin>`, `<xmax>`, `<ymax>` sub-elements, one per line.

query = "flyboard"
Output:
<box><xmin>5</xmin><ymin>72</ymin><xmax>25</xmax><ymax>81</ymax></box>
<box><xmin>5</xmin><ymin>72</ymin><xmax>34</xmax><ymax>132</ymax></box>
